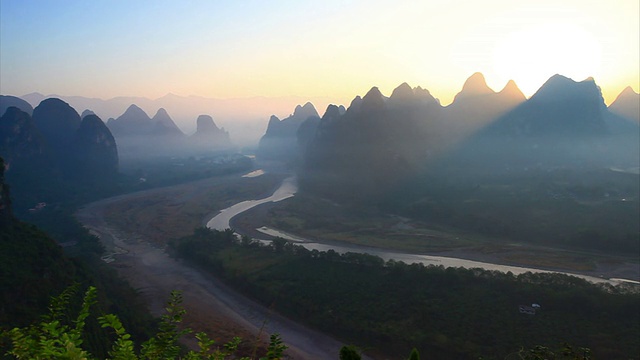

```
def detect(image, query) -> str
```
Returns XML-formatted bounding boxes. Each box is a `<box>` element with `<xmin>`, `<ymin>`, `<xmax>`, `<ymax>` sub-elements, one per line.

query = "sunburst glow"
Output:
<box><xmin>492</xmin><ymin>23</ymin><xmax>602</xmax><ymax>96</ymax></box>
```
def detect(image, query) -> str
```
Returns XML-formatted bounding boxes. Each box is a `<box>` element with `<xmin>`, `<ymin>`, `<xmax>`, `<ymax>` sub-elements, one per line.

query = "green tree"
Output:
<box><xmin>263</xmin><ymin>334</ymin><xmax>287</xmax><ymax>360</ymax></box>
<box><xmin>3</xmin><ymin>286</ymin><xmax>287</xmax><ymax>360</ymax></box>
<box><xmin>339</xmin><ymin>345</ymin><xmax>361</xmax><ymax>360</ymax></box>
<box><xmin>240</xmin><ymin>235</ymin><xmax>253</xmax><ymax>247</ymax></box>
<box><xmin>408</xmin><ymin>347</ymin><xmax>420</xmax><ymax>360</ymax></box>
<box><xmin>270</xmin><ymin>237</ymin><xmax>287</xmax><ymax>253</ymax></box>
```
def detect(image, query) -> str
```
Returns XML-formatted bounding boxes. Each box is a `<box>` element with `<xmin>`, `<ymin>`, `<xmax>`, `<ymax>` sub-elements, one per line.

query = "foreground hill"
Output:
<box><xmin>0</xmin><ymin>100</ymin><xmax>119</xmax><ymax>211</ymax></box>
<box><xmin>0</xmin><ymin>156</ymin><xmax>154</xmax><ymax>358</ymax></box>
<box><xmin>0</xmin><ymin>157</ymin><xmax>76</xmax><ymax>326</ymax></box>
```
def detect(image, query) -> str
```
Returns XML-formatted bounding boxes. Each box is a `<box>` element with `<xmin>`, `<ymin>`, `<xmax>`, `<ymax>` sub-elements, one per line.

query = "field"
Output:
<box><xmin>245</xmin><ymin>191</ymin><xmax>638</xmax><ymax>278</ymax></box>
<box><xmin>97</xmin><ymin>163</ymin><xmax>640</xmax><ymax>280</ymax></box>
<box><xmin>101</xmin><ymin>172</ymin><xmax>285</xmax><ymax>244</ymax></box>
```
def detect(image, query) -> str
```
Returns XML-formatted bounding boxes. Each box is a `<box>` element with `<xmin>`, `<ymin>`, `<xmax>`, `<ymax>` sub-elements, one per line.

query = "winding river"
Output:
<box><xmin>207</xmin><ymin>173</ymin><xmax>639</xmax><ymax>286</ymax></box>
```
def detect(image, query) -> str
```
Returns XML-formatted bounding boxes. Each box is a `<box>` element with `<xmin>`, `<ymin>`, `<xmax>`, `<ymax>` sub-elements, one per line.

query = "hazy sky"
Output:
<box><xmin>1</xmin><ymin>0</ymin><xmax>638</xmax><ymax>105</ymax></box>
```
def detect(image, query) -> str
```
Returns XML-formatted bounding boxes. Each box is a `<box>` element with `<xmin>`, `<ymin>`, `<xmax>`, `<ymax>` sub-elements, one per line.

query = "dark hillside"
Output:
<box><xmin>0</xmin><ymin>157</ymin><xmax>154</xmax><ymax>356</ymax></box>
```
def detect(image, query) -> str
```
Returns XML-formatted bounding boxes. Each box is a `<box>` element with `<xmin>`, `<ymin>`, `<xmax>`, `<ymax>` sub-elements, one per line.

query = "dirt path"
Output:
<box><xmin>76</xmin><ymin>176</ymin><xmax>348</xmax><ymax>360</ymax></box>
<box><xmin>75</xmin><ymin>168</ymin><xmax>639</xmax><ymax>360</ymax></box>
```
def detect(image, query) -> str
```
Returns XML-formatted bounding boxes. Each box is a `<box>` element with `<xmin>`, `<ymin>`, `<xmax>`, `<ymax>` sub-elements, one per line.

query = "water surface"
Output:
<box><xmin>207</xmin><ymin>175</ymin><xmax>637</xmax><ymax>285</ymax></box>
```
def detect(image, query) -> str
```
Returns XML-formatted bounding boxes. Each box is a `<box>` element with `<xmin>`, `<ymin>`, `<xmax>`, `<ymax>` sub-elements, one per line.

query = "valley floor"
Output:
<box><xmin>76</xmin><ymin>166</ymin><xmax>639</xmax><ymax>358</ymax></box>
<box><xmin>230</xmin><ymin>194</ymin><xmax>639</xmax><ymax>283</ymax></box>
<box><xmin>76</xmin><ymin>172</ymin><xmax>350</xmax><ymax>360</ymax></box>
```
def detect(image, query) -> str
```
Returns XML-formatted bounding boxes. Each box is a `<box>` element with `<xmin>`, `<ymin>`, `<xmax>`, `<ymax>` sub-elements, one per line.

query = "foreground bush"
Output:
<box><xmin>2</xmin><ymin>286</ymin><xmax>286</xmax><ymax>360</ymax></box>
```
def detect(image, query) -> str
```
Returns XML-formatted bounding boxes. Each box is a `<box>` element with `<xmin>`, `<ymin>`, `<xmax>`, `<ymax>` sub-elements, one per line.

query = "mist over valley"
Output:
<box><xmin>1</xmin><ymin>1</ymin><xmax>639</xmax><ymax>358</ymax></box>
<box><xmin>2</xmin><ymin>72</ymin><xmax>639</xmax><ymax>358</ymax></box>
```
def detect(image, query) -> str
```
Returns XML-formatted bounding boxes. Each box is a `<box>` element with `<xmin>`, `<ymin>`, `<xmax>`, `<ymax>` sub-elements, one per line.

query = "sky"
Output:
<box><xmin>1</xmin><ymin>0</ymin><xmax>638</xmax><ymax>106</ymax></box>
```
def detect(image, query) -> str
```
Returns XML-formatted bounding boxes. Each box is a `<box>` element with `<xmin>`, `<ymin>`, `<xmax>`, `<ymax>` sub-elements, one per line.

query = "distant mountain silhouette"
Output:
<box><xmin>300</xmin><ymin>74</ymin><xmax>639</xmax><ymax>200</ymax></box>
<box><xmin>483</xmin><ymin>75</ymin><xmax>606</xmax><ymax>137</ymax></box>
<box><xmin>609</xmin><ymin>86</ymin><xmax>640</xmax><ymax>122</ymax></box>
<box><xmin>193</xmin><ymin>115</ymin><xmax>223</xmax><ymax>135</ymax></box>
<box><xmin>0</xmin><ymin>95</ymin><xmax>33</xmax><ymax>116</ymax></box>
<box><xmin>452</xmin><ymin>72</ymin><xmax>495</xmax><ymax>101</ymax></box>
<box><xmin>107</xmin><ymin>104</ymin><xmax>153</xmax><ymax>137</ymax></box>
<box><xmin>262</xmin><ymin>102</ymin><xmax>319</xmax><ymax>138</ymax></box>
<box><xmin>388</xmin><ymin>83</ymin><xmax>440</xmax><ymax>109</ymax></box>
<box><xmin>189</xmin><ymin>115</ymin><xmax>232</xmax><ymax>150</ymax></box>
<box><xmin>442</xmin><ymin>73</ymin><xmax>525</xmax><ymax>140</ymax></box>
<box><xmin>500</xmin><ymin>80</ymin><xmax>526</xmax><ymax>100</ymax></box>
<box><xmin>258</xmin><ymin>102</ymin><xmax>320</xmax><ymax>160</ymax></box>
<box><xmin>18</xmin><ymin>92</ymin><xmax>345</xmax><ymax>146</ymax></box>
<box><xmin>81</xmin><ymin>109</ymin><xmax>96</xmax><ymax>119</ymax></box>
<box><xmin>71</xmin><ymin>114</ymin><xmax>119</xmax><ymax>180</ymax></box>
<box><xmin>21</xmin><ymin>92</ymin><xmax>152</xmax><ymax>125</ymax></box>
<box><xmin>151</xmin><ymin>108</ymin><xmax>184</xmax><ymax>136</ymax></box>
<box><xmin>106</xmin><ymin>104</ymin><xmax>235</xmax><ymax>158</ymax></box>
<box><xmin>19</xmin><ymin>92</ymin><xmax>46</xmax><ymax>108</ymax></box>
<box><xmin>359</xmin><ymin>87</ymin><xmax>386</xmax><ymax>113</ymax></box>
<box><xmin>302</xmin><ymin>84</ymin><xmax>447</xmax><ymax>198</ymax></box>
<box><xmin>32</xmin><ymin>98</ymin><xmax>82</xmax><ymax>153</ymax></box>
<box><xmin>439</xmin><ymin>75</ymin><xmax>639</xmax><ymax>173</ymax></box>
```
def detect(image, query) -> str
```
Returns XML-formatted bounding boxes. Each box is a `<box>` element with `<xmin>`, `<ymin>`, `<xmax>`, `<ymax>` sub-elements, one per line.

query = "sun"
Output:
<box><xmin>491</xmin><ymin>22</ymin><xmax>602</xmax><ymax>96</ymax></box>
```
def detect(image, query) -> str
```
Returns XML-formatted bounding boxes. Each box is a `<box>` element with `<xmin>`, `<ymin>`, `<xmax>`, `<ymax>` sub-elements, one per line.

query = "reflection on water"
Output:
<box><xmin>252</xmin><ymin>226</ymin><xmax>619</xmax><ymax>284</ymax></box>
<box><xmin>609</xmin><ymin>278</ymin><xmax>640</xmax><ymax>285</ymax></box>
<box><xmin>609</xmin><ymin>166</ymin><xmax>640</xmax><ymax>175</ymax></box>
<box><xmin>206</xmin><ymin>176</ymin><xmax>297</xmax><ymax>230</ymax></box>
<box><xmin>256</xmin><ymin>226</ymin><xmax>306</xmax><ymax>242</ymax></box>
<box><xmin>296</xmin><ymin>242</ymin><xmax>618</xmax><ymax>284</ymax></box>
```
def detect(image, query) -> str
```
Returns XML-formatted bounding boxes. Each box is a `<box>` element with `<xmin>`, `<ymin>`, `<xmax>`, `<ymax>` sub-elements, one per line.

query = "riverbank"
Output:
<box><xmin>76</xmin><ymin>170</ymin><xmax>350</xmax><ymax>359</ymax></box>
<box><xmin>76</xmin><ymin>166</ymin><xmax>638</xmax><ymax>356</ymax></box>
<box><xmin>228</xmin><ymin>197</ymin><xmax>640</xmax><ymax>283</ymax></box>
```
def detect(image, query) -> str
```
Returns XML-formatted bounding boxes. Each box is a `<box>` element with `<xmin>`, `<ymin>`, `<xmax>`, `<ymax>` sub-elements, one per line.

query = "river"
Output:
<box><xmin>77</xmin><ymin>174</ymin><xmax>351</xmax><ymax>359</ymax></box>
<box><xmin>207</xmin><ymin>172</ymin><xmax>639</xmax><ymax>286</ymax></box>
<box><xmin>206</xmin><ymin>176</ymin><xmax>297</xmax><ymax>230</ymax></box>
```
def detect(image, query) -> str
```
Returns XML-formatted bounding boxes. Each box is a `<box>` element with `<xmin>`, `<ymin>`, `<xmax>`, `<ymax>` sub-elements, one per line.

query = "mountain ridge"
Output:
<box><xmin>609</xmin><ymin>86</ymin><xmax>640</xmax><ymax>122</ymax></box>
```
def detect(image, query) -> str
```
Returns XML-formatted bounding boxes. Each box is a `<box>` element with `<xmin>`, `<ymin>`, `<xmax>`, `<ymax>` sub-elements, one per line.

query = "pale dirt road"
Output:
<box><xmin>76</xmin><ymin>175</ymin><xmax>351</xmax><ymax>360</ymax></box>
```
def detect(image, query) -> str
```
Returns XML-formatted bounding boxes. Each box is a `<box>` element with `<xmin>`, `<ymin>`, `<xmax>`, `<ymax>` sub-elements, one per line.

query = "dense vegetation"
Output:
<box><xmin>387</xmin><ymin>166</ymin><xmax>640</xmax><ymax>255</ymax></box>
<box><xmin>170</xmin><ymin>228</ymin><xmax>640</xmax><ymax>359</ymax></box>
<box><xmin>3</xmin><ymin>286</ymin><xmax>288</xmax><ymax>360</ymax></box>
<box><xmin>2</xmin><ymin>283</ymin><xmax>594</xmax><ymax>360</ymax></box>
<box><xmin>0</xmin><ymin>162</ymin><xmax>156</xmax><ymax>358</ymax></box>
<box><xmin>0</xmin><ymin>153</ymin><xmax>269</xmax><ymax>359</ymax></box>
